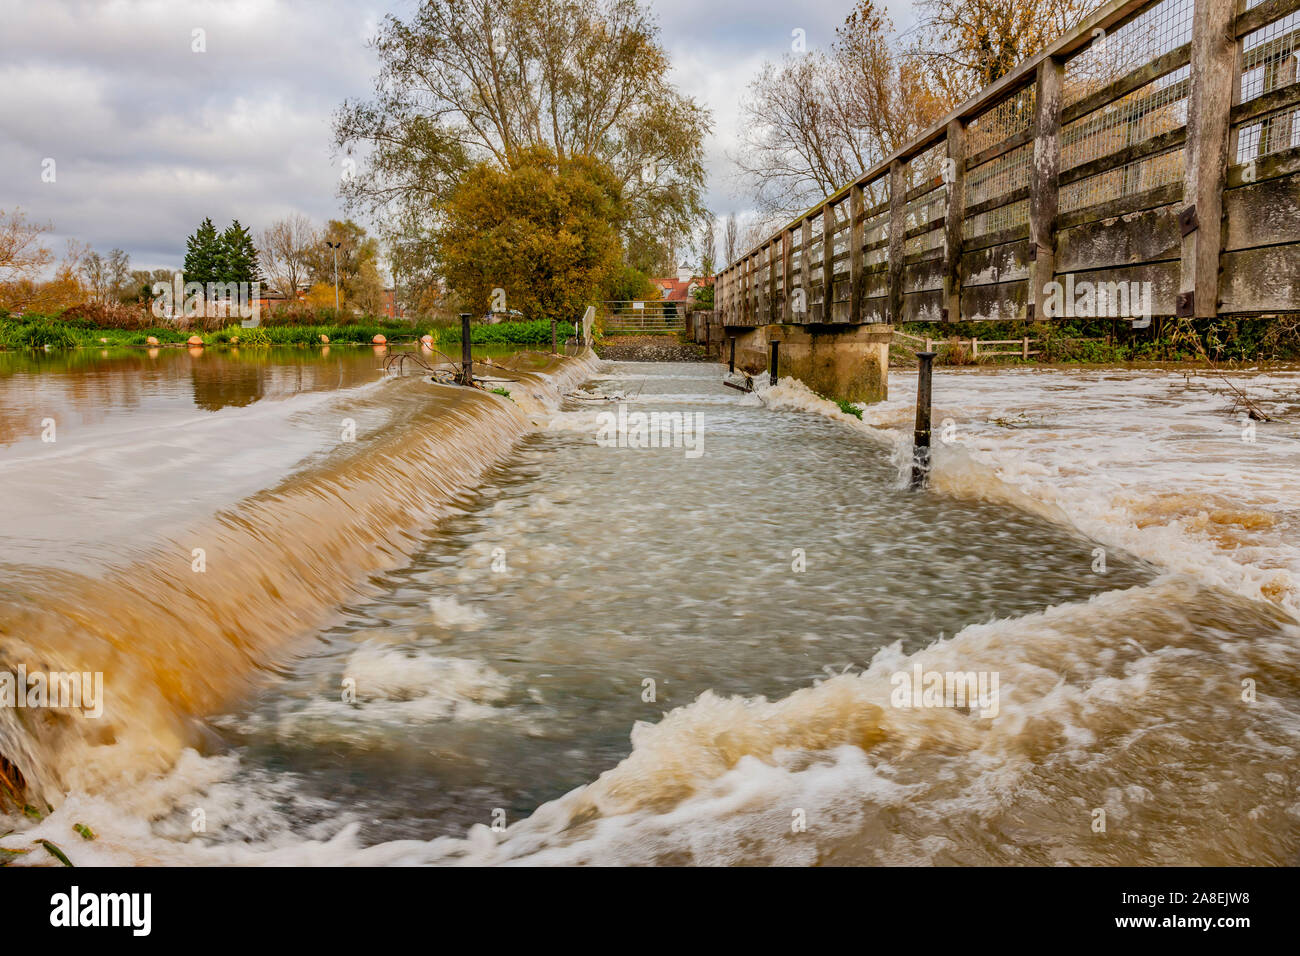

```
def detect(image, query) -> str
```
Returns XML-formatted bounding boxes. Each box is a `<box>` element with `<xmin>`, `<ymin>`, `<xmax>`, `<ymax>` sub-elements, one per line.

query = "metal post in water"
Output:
<box><xmin>551</xmin><ymin>319</ymin><xmax>557</xmax><ymax>355</ymax></box>
<box><xmin>459</xmin><ymin>312</ymin><xmax>473</xmax><ymax>386</ymax></box>
<box><xmin>910</xmin><ymin>351</ymin><xmax>936</xmax><ymax>488</ymax></box>
<box><xmin>769</xmin><ymin>341</ymin><xmax>779</xmax><ymax>386</ymax></box>
<box><xmin>728</xmin><ymin>337</ymin><xmax>735</xmax><ymax>373</ymax></box>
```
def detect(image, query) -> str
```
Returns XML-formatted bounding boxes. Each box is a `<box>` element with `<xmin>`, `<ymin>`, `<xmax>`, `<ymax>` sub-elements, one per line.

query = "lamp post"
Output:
<box><xmin>325</xmin><ymin>240</ymin><xmax>341</xmax><ymax>313</ymax></box>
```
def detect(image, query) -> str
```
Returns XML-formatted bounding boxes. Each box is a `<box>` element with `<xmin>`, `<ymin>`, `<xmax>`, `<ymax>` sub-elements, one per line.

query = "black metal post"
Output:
<box><xmin>551</xmin><ymin>319</ymin><xmax>557</xmax><ymax>355</ymax></box>
<box><xmin>769</xmin><ymin>341</ymin><xmax>779</xmax><ymax>386</ymax></box>
<box><xmin>728</xmin><ymin>337</ymin><xmax>735</xmax><ymax>373</ymax></box>
<box><xmin>459</xmin><ymin>313</ymin><xmax>473</xmax><ymax>386</ymax></box>
<box><xmin>910</xmin><ymin>352</ymin><xmax>936</xmax><ymax>488</ymax></box>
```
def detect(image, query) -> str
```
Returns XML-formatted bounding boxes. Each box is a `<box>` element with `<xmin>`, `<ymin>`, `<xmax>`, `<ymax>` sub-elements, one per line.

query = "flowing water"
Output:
<box><xmin>2</xmin><ymin>347</ymin><xmax>1298</xmax><ymax>865</ymax></box>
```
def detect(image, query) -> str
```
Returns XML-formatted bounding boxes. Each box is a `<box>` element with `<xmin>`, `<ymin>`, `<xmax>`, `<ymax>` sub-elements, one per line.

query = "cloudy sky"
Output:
<box><xmin>0</xmin><ymin>0</ymin><xmax>920</xmax><ymax>273</ymax></box>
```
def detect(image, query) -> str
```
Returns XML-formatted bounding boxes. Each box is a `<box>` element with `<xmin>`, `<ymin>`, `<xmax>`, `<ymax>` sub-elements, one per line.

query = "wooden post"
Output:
<box><xmin>1022</xmin><ymin>335</ymin><xmax>1030</xmax><ymax>359</ymax></box>
<box><xmin>459</xmin><ymin>313</ymin><xmax>473</xmax><ymax>386</ymax></box>
<box><xmin>1030</xmin><ymin>60</ymin><xmax>1063</xmax><ymax>321</ymax></box>
<box><xmin>768</xmin><ymin>240</ymin><xmax>779</xmax><ymax>322</ymax></box>
<box><xmin>943</xmin><ymin>119</ymin><xmax>966</xmax><ymax>323</ymax></box>
<box><xmin>910</xmin><ymin>352</ymin><xmax>936</xmax><ymax>488</ymax></box>
<box><xmin>742</xmin><ymin>257</ymin><xmax>750</xmax><ymax>325</ymax></box>
<box><xmin>850</xmin><ymin>184</ymin><xmax>865</xmax><ymax>324</ymax></box>
<box><xmin>770</xmin><ymin>341</ymin><xmax>780</xmax><ymax>386</ymax></box>
<box><xmin>1179</xmin><ymin>0</ymin><xmax>1237</xmax><ymax>319</ymax></box>
<box><xmin>971</xmin><ymin>337</ymin><xmax>979</xmax><ymax>358</ymax></box>
<box><xmin>723</xmin><ymin>268</ymin><xmax>730</xmax><ymax>324</ymax></box>
<box><xmin>729</xmin><ymin>336</ymin><xmax>736</xmax><ymax>373</ymax></box>
<box><xmin>799</xmin><ymin>217</ymin><xmax>813</xmax><ymax>323</ymax></box>
<box><xmin>887</xmin><ymin>159</ymin><xmax>906</xmax><ymax>324</ymax></box>
<box><xmin>822</xmin><ymin>203</ymin><xmax>835</xmax><ymax>322</ymax></box>
<box><xmin>783</xmin><ymin>227</ymin><xmax>795</xmax><ymax>323</ymax></box>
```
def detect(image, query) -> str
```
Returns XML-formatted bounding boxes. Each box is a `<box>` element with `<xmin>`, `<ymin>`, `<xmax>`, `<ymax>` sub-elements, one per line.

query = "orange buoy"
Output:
<box><xmin>420</xmin><ymin>334</ymin><xmax>434</xmax><ymax>346</ymax></box>
<box><xmin>372</xmin><ymin>334</ymin><xmax>387</xmax><ymax>345</ymax></box>
<box><xmin>229</xmin><ymin>336</ymin><xmax>239</xmax><ymax>344</ymax></box>
<box><xmin>187</xmin><ymin>335</ymin><xmax>204</xmax><ymax>346</ymax></box>
<box><xmin>320</xmin><ymin>334</ymin><xmax>330</xmax><ymax>344</ymax></box>
<box><xmin>146</xmin><ymin>336</ymin><xmax>160</xmax><ymax>346</ymax></box>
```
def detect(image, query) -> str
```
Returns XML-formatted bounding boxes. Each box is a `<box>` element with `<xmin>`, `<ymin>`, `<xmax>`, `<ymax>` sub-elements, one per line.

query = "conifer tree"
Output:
<box><xmin>183</xmin><ymin>217</ymin><xmax>222</xmax><ymax>287</ymax></box>
<box><xmin>219</xmin><ymin>220</ymin><xmax>262</xmax><ymax>284</ymax></box>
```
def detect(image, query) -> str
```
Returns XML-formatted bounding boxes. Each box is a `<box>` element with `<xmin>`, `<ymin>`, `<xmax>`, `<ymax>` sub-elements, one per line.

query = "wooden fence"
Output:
<box><xmin>715</xmin><ymin>0</ymin><xmax>1300</xmax><ymax>328</ymax></box>
<box><xmin>602</xmin><ymin>301</ymin><xmax>686</xmax><ymax>333</ymax></box>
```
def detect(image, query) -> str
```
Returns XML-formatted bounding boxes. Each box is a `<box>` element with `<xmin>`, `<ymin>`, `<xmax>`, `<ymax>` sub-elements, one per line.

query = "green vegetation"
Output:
<box><xmin>606</xmin><ymin>265</ymin><xmax>660</xmax><ymax>303</ymax></box>
<box><xmin>433</xmin><ymin>319</ymin><xmax>560</xmax><ymax>346</ymax></box>
<box><xmin>835</xmin><ymin>398</ymin><xmax>863</xmax><ymax>419</ymax></box>
<box><xmin>0</xmin><ymin>319</ymin><xmax>79</xmax><ymax>350</ymax></box>
<box><xmin>0</xmin><ymin>310</ymin><xmax>577</xmax><ymax>351</ymax></box>
<box><xmin>902</xmin><ymin>317</ymin><xmax>1300</xmax><ymax>364</ymax></box>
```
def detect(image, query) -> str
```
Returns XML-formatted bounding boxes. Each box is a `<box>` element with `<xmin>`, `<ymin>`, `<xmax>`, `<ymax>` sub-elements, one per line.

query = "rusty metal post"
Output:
<box><xmin>911</xmin><ymin>352</ymin><xmax>936</xmax><ymax>488</ymax></box>
<box><xmin>769</xmin><ymin>341</ymin><xmax>780</xmax><ymax>386</ymax></box>
<box><xmin>459</xmin><ymin>313</ymin><xmax>473</xmax><ymax>386</ymax></box>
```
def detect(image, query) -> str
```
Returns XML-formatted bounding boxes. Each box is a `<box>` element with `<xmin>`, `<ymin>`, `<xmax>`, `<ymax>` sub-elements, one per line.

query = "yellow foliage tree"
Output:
<box><xmin>437</xmin><ymin>146</ymin><xmax>624</xmax><ymax>320</ymax></box>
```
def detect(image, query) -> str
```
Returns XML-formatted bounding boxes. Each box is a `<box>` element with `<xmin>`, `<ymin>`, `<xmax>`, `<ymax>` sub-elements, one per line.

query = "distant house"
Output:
<box><xmin>650</xmin><ymin>263</ymin><xmax>714</xmax><ymax>304</ymax></box>
<box><xmin>255</xmin><ymin>289</ymin><xmax>294</xmax><ymax>312</ymax></box>
<box><xmin>383</xmin><ymin>288</ymin><xmax>405</xmax><ymax>320</ymax></box>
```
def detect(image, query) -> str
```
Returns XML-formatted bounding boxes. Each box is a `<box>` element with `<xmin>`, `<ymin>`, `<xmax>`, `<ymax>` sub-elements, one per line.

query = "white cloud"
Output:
<box><xmin>0</xmin><ymin>0</ymin><xmax>920</xmax><ymax>270</ymax></box>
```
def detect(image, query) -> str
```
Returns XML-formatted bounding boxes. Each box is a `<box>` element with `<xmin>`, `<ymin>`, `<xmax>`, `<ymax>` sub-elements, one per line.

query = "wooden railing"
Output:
<box><xmin>716</xmin><ymin>0</ymin><xmax>1300</xmax><ymax>328</ymax></box>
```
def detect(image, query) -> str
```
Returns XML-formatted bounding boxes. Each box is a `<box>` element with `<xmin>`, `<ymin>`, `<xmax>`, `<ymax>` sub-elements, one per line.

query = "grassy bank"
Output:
<box><xmin>0</xmin><ymin>313</ymin><xmax>570</xmax><ymax>351</ymax></box>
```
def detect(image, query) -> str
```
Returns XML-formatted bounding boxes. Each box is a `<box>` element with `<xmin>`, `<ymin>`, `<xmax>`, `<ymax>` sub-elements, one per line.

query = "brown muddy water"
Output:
<box><xmin>1</xmin><ymin>347</ymin><xmax>1297</xmax><ymax>865</ymax></box>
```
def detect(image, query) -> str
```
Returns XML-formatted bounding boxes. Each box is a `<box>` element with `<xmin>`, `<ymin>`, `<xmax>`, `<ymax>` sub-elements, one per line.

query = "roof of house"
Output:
<box><xmin>649</xmin><ymin>275</ymin><xmax>713</xmax><ymax>301</ymax></box>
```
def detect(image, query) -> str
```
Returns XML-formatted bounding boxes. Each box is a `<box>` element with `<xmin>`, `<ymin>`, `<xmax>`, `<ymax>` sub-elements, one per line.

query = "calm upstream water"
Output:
<box><xmin>2</xmin><ymin>347</ymin><xmax>1299</xmax><ymax>865</ymax></box>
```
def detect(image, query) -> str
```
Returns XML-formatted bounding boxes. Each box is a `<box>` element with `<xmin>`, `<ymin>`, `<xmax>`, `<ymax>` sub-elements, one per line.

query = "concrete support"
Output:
<box><xmin>725</xmin><ymin>323</ymin><xmax>892</xmax><ymax>403</ymax></box>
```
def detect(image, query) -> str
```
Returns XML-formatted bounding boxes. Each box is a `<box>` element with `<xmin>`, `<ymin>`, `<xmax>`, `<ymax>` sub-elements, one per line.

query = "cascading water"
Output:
<box><xmin>2</xmin><ymin>352</ymin><xmax>1298</xmax><ymax>866</ymax></box>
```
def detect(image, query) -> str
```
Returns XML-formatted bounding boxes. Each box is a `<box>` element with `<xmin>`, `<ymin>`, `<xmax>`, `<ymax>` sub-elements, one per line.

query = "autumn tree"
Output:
<box><xmin>0</xmin><ymin>209</ymin><xmax>54</xmax><ymax>311</ymax></box>
<box><xmin>305</xmin><ymin>220</ymin><xmax>387</xmax><ymax>314</ymax></box>
<box><xmin>910</xmin><ymin>0</ymin><xmax>1098</xmax><ymax>101</ymax></box>
<box><xmin>334</xmin><ymin>0</ymin><xmax>709</xmax><ymax>279</ymax></box>
<box><xmin>437</xmin><ymin>145</ymin><xmax>623</xmax><ymax>319</ymax></box>
<box><xmin>606</xmin><ymin>264</ymin><xmax>659</xmax><ymax>302</ymax></box>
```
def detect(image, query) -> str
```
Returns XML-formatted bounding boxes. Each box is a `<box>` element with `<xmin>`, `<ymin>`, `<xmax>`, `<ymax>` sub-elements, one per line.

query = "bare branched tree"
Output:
<box><xmin>0</xmin><ymin>208</ymin><xmax>53</xmax><ymax>286</ymax></box>
<box><xmin>733</xmin><ymin>1</ymin><xmax>952</xmax><ymax>217</ymax></box>
<box><xmin>259</xmin><ymin>214</ymin><xmax>318</xmax><ymax>300</ymax></box>
<box><xmin>723</xmin><ymin>213</ymin><xmax>738</xmax><ymax>265</ymax></box>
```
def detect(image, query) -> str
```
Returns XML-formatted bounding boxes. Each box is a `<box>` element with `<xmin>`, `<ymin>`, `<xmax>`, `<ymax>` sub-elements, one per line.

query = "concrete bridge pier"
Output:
<box><xmin>728</xmin><ymin>322</ymin><xmax>892</xmax><ymax>404</ymax></box>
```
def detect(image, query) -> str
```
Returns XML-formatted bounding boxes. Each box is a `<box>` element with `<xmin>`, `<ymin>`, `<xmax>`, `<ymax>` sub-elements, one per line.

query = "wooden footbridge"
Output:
<box><xmin>711</xmin><ymin>0</ymin><xmax>1300</xmax><ymax>402</ymax></box>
